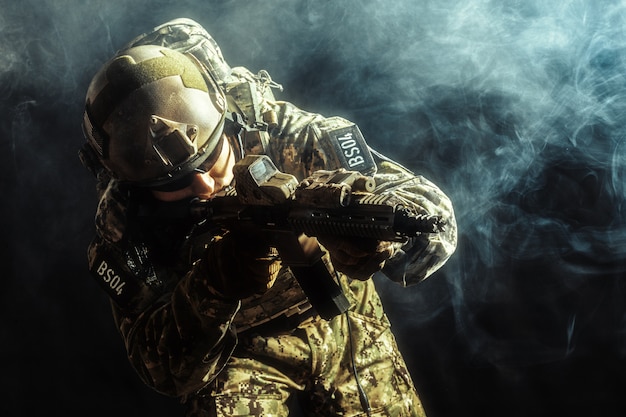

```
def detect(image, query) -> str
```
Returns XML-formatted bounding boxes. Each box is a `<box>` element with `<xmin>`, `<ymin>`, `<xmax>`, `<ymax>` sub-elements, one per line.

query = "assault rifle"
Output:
<box><xmin>186</xmin><ymin>155</ymin><xmax>444</xmax><ymax>320</ymax></box>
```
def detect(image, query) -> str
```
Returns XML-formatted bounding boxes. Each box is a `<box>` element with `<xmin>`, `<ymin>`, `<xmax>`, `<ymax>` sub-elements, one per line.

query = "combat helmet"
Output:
<box><xmin>82</xmin><ymin>44</ymin><xmax>227</xmax><ymax>190</ymax></box>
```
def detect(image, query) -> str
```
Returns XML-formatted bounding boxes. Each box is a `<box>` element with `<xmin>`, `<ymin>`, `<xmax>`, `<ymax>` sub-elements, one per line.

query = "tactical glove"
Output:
<box><xmin>317</xmin><ymin>236</ymin><xmax>395</xmax><ymax>280</ymax></box>
<box><xmin>205</xmin><ymin>230</ymin><xmax>281</xmax><ymax>299</ymax></box>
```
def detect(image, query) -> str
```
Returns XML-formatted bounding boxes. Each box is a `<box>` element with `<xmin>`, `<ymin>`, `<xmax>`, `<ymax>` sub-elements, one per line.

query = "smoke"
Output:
<box><xmin>2</xmin><ymin>0</ymin><xmax>626</xmax><ymax>415</ymax></box>
<box><xmin>407</xmin><ymin>0</ymin><xmax>626</xmax><ymax>363</ymax></box>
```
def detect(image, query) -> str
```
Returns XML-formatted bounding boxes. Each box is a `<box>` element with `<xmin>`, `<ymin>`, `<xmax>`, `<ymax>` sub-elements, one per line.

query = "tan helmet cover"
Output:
<box><xmin>83</xmin><ymin>44</ymin><xmax>227</xmax><ymax>187</ymax></box>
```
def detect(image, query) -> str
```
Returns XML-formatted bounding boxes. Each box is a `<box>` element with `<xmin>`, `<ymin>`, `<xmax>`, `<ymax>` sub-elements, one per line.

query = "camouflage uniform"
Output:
<box><xmin>87</xmin><ymin>19</ymin><xmax>457</xmax><ymax>417</ymax></box>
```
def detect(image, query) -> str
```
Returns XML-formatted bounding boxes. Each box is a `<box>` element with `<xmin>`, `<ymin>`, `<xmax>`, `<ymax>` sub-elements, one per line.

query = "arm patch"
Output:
<box><xmin>319</xmin><ymin>123</ymin><xmax>377</xmax><ymax>175</ymax></box>
<box><xmin>88</xmin><ymin>235</ymin><xmax>163</xmax><ymax>312</ymax></box>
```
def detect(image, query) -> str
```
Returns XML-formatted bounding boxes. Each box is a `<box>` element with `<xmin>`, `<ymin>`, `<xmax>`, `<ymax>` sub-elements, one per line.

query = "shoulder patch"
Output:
<box><xmin>88</xmin><ymin>236</ymin><xmax>162</xmax><ymax>311</ymax></box>
<box><xmin>320</xmin><ymin>123</ymin><xmax>377</xmax><ymax>175</ymax></box>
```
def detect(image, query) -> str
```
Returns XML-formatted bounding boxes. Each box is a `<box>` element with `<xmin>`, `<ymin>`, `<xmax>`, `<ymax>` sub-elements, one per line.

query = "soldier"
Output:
<box><xmin>80</xmin><ymin>18</ymin><xmax>457</xmax><ymax>417</ymax></box>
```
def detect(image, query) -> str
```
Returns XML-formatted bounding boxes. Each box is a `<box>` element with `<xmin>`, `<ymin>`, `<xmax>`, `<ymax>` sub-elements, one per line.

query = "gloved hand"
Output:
<box><xmin>317</xmin><ymin>236</ymin><xmax>395</xmax><ymax>280</ymax></box>
<box><xmin>204</xmin><ymin>230</ymin><xmax>281</xmax><ymax>299</ymax></box>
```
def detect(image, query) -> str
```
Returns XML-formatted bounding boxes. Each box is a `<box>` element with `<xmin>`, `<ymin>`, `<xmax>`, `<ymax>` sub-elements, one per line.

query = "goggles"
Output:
<box><xmin>148</xmin><ymin>133</ymin><xmax>225</xmax><ymax>192</ymax></box>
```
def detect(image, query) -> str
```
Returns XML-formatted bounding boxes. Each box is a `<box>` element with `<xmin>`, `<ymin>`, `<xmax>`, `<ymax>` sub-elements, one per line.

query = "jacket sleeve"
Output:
<box><xmin>111</xmin><ymin>259</ymin><xmax>240</xmax><ymax>397</ymax></box>
<box><xmin>368</xmin><ymin>153</ymin><xmax>457</xmax><ymax>285</ymax></box>
<box><xmin>263</xmin><ymin>100</ymin><xmax>458</xmax><ymax>284</ymax></box>
<box><xmin>89</xmin><ymin>180</ymin><xmax>240</xmax><ymax>397</ymax></box>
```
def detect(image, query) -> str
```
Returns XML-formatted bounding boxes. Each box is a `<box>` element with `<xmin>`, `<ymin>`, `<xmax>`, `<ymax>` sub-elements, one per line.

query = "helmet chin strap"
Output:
<box><xmin>227</xmin><ymin>130</ymin><xmax>245</xmax><ymax>162</ymax></box>
<box><xmin>224</xmin><ymin>112</ymin><xmax>246</xmax><ymax>161</ymax></box>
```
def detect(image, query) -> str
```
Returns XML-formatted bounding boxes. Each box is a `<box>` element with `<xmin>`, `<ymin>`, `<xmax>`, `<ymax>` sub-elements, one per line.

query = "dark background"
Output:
<box><xmin>2</xmin><ymin>0</ymin><xmax>626</xmax><ymax>416</ymax></box>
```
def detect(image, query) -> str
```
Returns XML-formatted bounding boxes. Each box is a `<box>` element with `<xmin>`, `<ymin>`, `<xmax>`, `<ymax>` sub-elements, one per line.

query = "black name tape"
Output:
<box><xmin>322</xmin><ymin>124</ymin><xmax>376</xmax><ymax>175</ymax></box>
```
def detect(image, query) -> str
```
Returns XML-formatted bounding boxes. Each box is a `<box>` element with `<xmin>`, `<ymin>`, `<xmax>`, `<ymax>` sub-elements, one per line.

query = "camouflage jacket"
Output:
<box><xmin>86</xmin><ymin>19</ymin><xmax>457</xmax><ymax>399</ymax></box>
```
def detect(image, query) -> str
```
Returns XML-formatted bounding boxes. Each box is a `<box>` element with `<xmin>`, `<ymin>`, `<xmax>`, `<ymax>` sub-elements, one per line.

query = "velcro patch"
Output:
<box><xmin>321</xmin><ymin>124</ymin><xmax>377</xmax><ymax>175</ymax></box>
<box><xmin>89</xmin><ymin>248</ymin><xmax>143</xmax><ymax>308</ymax></box>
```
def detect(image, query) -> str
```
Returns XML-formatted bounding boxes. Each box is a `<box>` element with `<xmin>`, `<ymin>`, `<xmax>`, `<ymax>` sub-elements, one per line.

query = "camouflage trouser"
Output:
<box><xmin>187</xmin><ymin>279</ymin><xmax>426</xmax><ymax>417</ymax></box>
